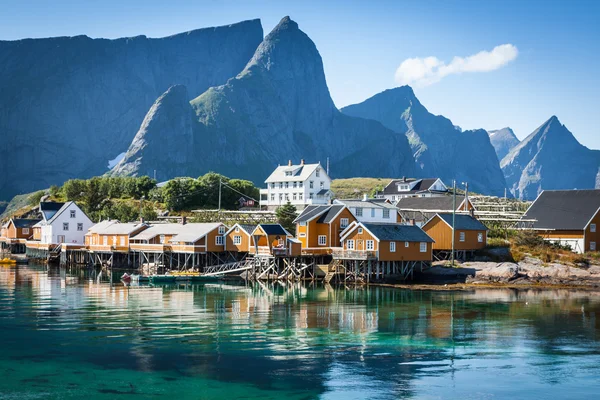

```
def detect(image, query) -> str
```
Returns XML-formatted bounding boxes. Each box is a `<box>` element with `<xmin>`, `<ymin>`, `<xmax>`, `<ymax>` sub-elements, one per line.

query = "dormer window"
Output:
<box><xmin>398</xmin><ymin>184</ymin><xmax>409</xmax><ymax>192</ymax></box>
<box><xmin>285</xmin><ymin>171</ymin><xmax>292</xmax><ymax>176</ymax></box>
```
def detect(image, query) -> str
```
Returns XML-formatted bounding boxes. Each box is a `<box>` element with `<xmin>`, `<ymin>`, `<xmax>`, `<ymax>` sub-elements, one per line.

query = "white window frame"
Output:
<box><xmin>390</xmin><ymin>241</ymin><xmax>396</xmax><ymax>252</ymax></box>
<box><xmin>383</xmin><ymin>209</ymin><xmax>390</xmax><ymax>219</ymax></box>
<box><xmin>299</xmin><ymin>193</ymin><xmax>303</xmax><ymax>200</ymax></box>
<box><xmin>316</xmin><ymin>169</ymin><xmax>320</xmax><ymax>177</ymax></box>
<box><xmin>215</xmin><ymin>235</ymin><xmax>224</xmax><ymax>246</ymax></box>
<box><xmin>309</xmin><ymin>181</ymin><xmax>314</xmax><ymax>189</ymax></box>
<box><xmin>477</xmin><ymin>232</ymin><xmax>483</xmax><ymax>243</ymax></box>
<box><xmin>405</xmin><ymin>241</ymin><xmax>409</xmax><ymax>248</ymax></box>
<box><xmin>347</xmin><ymin>239</ymin><xmax>355</xmax><ymax>250</ymax></box>
<box><xmin>233</xmin><ymin>235</ymin><xmax>242</xmax><ymax>245</ymax></box>
<box><xmin>299</xmin><ymin>233</ymin><xmax>306</xmax><ymax>238</ymax></box>
<box><xmin>103</xmin><ymin>236</ymin><xmax>108</xmax><ymax>245</ymax></box>
<box><xmin>22</xmin><ymin>228</ymin><xmax>30</xmax><ymax>235</ymax></box>
<box><xmin>459</xmin><ymin>232</ymin><xmax>465</xmax><ymax>242</ymax></box>
<box><xmin>370</xmin><ymin>208</ymin><xmax>375</xmax><ymax>218</ymax></box>
<box><xmin>358</xmin><ymin>227</ymin><xmax>363</xmax><ymax>234</ymax></box>
<box><xmin>591</xmin><ymin>242</ymin><xmax>597</xmax><ymax>251</ymax></box>
<box><xmin>420</xmin><ymin>242</ymin><xmax>427</xmax><ymax>252</ymax></box>
<box><xmin>591</xmin><ymin>223</ymin><xmax>597</xmax><ymax>233</ymax></box>
<box><xmin>366</xmin><ymin>240</ymin><xmax>374</xmax><ymax>251</ymax></box>
<box><xmin>63</xmin><ymin>222</ymin><xmax>69</xmax><ymax>231</ymax></box>
<box><xmin>77</xmin><ymin>223</ymin><xmax>83</xmax><ymax>231</ymax></box>
<box><xmin>159</xmin><ymin>235</ymin><xmax>165</xmax><ymax>244</ymax></box>
<box><xmin>356</xmin><ymin>208</ymin><xmax>363</xmax><ymax>217</ymax></box>
<box><xmin>70</xmin><ymin>210</ymin><xmax>76</xmax><ymax>218</ymax></box>
<box><xmin>218</xmin><ymin>226</ymin><xmax>226</xmax><ymax>234</ymax></box>
<box><xmin>299</xmin><ymin>221</ymin><xmax>306</xmax><ymax>226</ymax></box>
<box><xmin>235</xmin><ymin>226</ymin><xmax>240</xmax><ymax>232</ymax></box>
<box><xmin>318</xmin><ymin>235</ymin><xmax>327</xmax><ymax>246</ymax></box>
<box><xmin>340</xmin><ymin>218</ymin><xmax>349</xmax><ymax>228</ymax></box>
<box><xmin>120</xmin><ymin>237</ymin><xmax>125</xmax><ymax>246</ymax></box>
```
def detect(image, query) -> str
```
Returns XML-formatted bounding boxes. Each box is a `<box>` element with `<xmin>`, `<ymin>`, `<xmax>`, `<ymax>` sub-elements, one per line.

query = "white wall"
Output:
<box><xmin>40</xmin><ymin>203</ymin><xmax>93</xmax><ymax>244</ymax></box>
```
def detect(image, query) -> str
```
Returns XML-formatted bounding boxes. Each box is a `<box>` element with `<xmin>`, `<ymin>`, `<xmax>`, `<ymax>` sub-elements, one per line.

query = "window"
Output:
<box><xmin>358</xmin><ymin>227</ymin><xmax>363</xmax><ymax>234</ymax></box>
<box><xmin>159</xmin><ymin>235</ymin><xmax>165</xmax><ymax>244</ymax></box>
<box><xmin>22</xmin><ymin>228</ymin><xmax>30</xmax><ymax>234</ymax></box>
<box><xmin>299</xmin><ymin>182</ymin><xmax>303</xmax><ymax>188</ymax></box>
<box><xmin>347</xmin><ymin>239</ymin><xmax>355</xmax><ymax>250</ymax></box>
<box><xmin>270</xmin><ymin>183</ymin><xmax>275</xmax><ymax>189</ymax></box>
<box><xmin>420</xmin><ymin>242</ymin><xmax>427</xmax><ymax>252</ymax></box>
<box><xmin>383</xmin><ymin>209</ymin><xmax>390</xmax><ymax>219</ymax></box>
<box><xmin>478</xmin><ymin>232</ymin><xmax>484</xmax><ymax>243</ymax></box>
<box><xmin>299</xmin><ymin>233</ymin><xmax>306</xmax><ymax>237</ymax></box>
<box><xmin>459</xmin><ymin>232</ymin><xmax>465</xmax><ymax>242</ymax></box>
<box><xmin>371</xmin><ymin>208</ymin><xmax>375</xmax><ymax>218</ymax></box>
<box><xmin>285</xmin><ymin>171</ymin><xmax>292</xmax><ymax>176</ymax></box>
<box><xmin>309</xmin><ymin>193</ymin><xmax>314</xmax><ymax>200</ymax></box>
<box><xmin>405</xmin><ymin>241</ymin><xmax>409</xmax><ymax>248</ymax></box>
<box><xmin>103</xmin><ymin>236</ymin><xmax>108</xmax><ymax>245</ymax></box>
<box><xmin>591</xmin><ymin>242</ymin><xmax>597</xmax><ymax>251</ymax></box>
<box><xmin>320</xmin><ymin>181</ymin><xmax>324</xmax><ymax>189</ymax></box>
<box><xmin>316</xmin><ymin>169</ymin><xmax>320</xmax><ymax>177</ymax></box>
<box><xmin>279</xmin><ymin>194</ymin><xmax>283</xmax><ymax>201</ymax></box>
<box><xmin>279</xmin><ymin>182</ymin><xmax>283</xmax><ymax>189</ymax></box>
<box><xmin>120</xmin><ymin>237</ymin><xmax>125</xmax><ymax>246</ymax></box>
<box><xmin>592</xmin><ymin>224</ymin><xmax>597</xmax><ymax>233</ymax></box>
<box><xmin>285</xmin><ymin>194</ymin><xmax>289</xmax><ymax>201</ymax></box>
<box><xmin>271</xmin><ymin>194</ymin><xmax>275</xmax><ymax>201</ymax></box>
<box><xmin>318</xmin><ymin>235</ymin><xmax>327</xmax><ymax>246</ymax></box>
<box><xmin>299</xmin><ymin>193</ymin><xmax>303</xmax><ymax>200</ymax></box>
<box><xmin>390</xmin><ymin>241</ymin><xmax>396</xmax><ymax>252</ymax></box>
<box><xmin>392</xmin><ymin>196</ymin><xmax>396</xmax><ymax>201</ymax></box>
<box><xmin>218</xmin><ymin>226</ymin><xmax>226</xmax><ymax>234</ymax></box>
<box><xmin>340</xmin><ymin>218</ymin><xmax>349</xmax><ymax>228</ymax></box>
<box><xmin>235</xmin><ymin>226</ymin><xmax>239</xmax><ymax>232</ymax></box>
<box><xmin>293</xmin><ymin>182</ymin><xmax>297</xmax><ymax>188</ymax></box>
<box><xmin>77</xmin><ymin>223</ymin><xmax>83</xmax><ymax>231</ymax></box>
<box><xmin>356</xmin><ymin>208</ymin><xmax>363</xmax><ymax>217</ymax></box>
<box><xmin>70</xmin><ymin>210</ymin><xmax>76</xmax><ymax>218</ymax></box>
<box><xmin>63</xmin><ymin>222</ymin><xmax>69</xmax><ymax>231</ymax></box>
<box><xmin>285</xmin><ymin>182</ymin><xmax>289</xmax><ymax>189</ymax></box>
<box><xmin>299</xmin><ymin>221</ymin><xmax>307</xmax><ymax>226</ymax></box>
<box><xmin>293</xmin><ymin>193</ymin><xmax>297</xmax><ymax>201</ymax></box>
<box><xmin>366</xmin><ymin>240</ymin><xmax>374</xmax><ymax>250</ymax></box>
<box><xmin>309</xmin><ymin>181</ymin><xmax>314</xmax><ymax>189</ymax></box>
<box><xmin>215</xmin><ymin>236</ymin><xmax>224</xmax><ymax>245</ymax></box>
<box><xmin>234</xmin><ymin>235</ymin><xmax>242</xmax><ymax>245</ymax></box>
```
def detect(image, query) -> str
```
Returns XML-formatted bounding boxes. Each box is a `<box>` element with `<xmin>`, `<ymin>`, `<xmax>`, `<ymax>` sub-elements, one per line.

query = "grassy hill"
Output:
<box><xmin>331</xmin><ymin>178</ymin><xmax>392</xmax><ymax>199</ymax></box>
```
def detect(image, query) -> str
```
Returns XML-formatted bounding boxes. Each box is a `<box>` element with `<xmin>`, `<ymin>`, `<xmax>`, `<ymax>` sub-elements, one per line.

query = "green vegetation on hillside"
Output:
<box><xmin>331</xmin><ymin>178</ymin><xmax>392</xmax><ymax>199</ymax></box>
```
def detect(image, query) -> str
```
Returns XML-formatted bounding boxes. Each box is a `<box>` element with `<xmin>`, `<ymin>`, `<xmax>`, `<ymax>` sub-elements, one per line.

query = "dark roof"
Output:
<box><xmin>396</xmin><ymin>196</ymin><xmax>457</xmax><ymax>211</ymax></box>
<box><xmin>435</xmin><ymin>213</ymin><xmax>487</xmax><ymax>231</ymax></box>
<box><xmin>39</xmin><ymin>201</ymin><xmax>65</xmax><ymax>220</ymax></box>
<box><xmin>383</xmin><ymin>178</ymin><xmax>443</xmax><ymax>195</ymax></box>
<box><xmin>239</xmin><ymin>224</ymin><xmax>257</xmax><ymax>235</ymax></box>
<box><xmin>522</xmin><ymin>190</ymin><xmax>600</xmax><ymax>230</ymax></box>
<box><xmin>294</xmin><ymin>205</ymin><xmax>329</xmax><ymax>223</ymax></box>
<box><xmin>257</xmin><ymin>224</ymin><xmax>288</xmax><ymax>236</ymax></box>
<box><xmin>362</xmin><ymin>223</ymin><xmax>434</xmax><ymax>242</ymax></box>
<box><xmin>317</xmin><ymin>205</ymin><xmax>346</xmax><ymax>223</ymax></box>
<box><xmin>12</xmin><ymin>218</ymin><xmax>41</xmax><ymax>228</ymax></box>
<box><xmin>316</xmin><ymin>189</ymin><xmax>330</xmax><ymax>195</ymax></box>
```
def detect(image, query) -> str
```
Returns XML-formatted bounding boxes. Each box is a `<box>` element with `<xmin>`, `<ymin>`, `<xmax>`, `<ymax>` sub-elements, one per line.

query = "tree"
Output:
<box><xmin>63</xmin><ymin>179</ymin><xmax>86</xmax><ymax>201</ymax></box>
<box><xmin>140</xmin><ymin>204</ymin><xmax>158</xmax><ymax>222</ymax></box>
<box><xmin>276</xmin><ymin>202</ymin><xmax>298</xmax><ymax>235</ymax></box>
<box><xmin>28</xmin><ymin>190</ymin><xmax>46</xmax><ymax>207</ymax></box>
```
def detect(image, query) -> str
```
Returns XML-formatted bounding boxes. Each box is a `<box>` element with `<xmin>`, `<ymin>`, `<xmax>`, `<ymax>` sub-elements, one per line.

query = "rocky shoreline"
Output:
<box><xmin>408</xmin><ymin>256</ymin><xmax>600</xmax><ymax>289</ymax></box>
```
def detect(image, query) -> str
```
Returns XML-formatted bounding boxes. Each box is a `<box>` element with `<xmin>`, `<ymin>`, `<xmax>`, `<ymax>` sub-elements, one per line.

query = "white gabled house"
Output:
<box><xmin>36</xmin><ymin>201</ymin><xmax>94</xmax><ymax>245</ymax></box>
<box><xmin>378</xmin><ymin>178</ymin><xmax>448</xmax><ymax>202</ymax></box>
<box><xmin>260</xmin><ymin>159</ymin><xmax>333</xmax><ymax>211</ymax></box>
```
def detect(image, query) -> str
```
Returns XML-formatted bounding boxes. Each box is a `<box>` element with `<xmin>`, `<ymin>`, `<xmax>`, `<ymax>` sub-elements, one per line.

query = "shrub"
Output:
<box><xmin>513</xmin><ymin>230</ymin><xmax>546</xmax><ymax>247</ymax></box>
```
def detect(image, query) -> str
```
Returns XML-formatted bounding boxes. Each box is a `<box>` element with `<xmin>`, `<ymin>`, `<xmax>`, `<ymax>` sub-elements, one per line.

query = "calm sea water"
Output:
<box><xmin>1</xmin><ymin>264</ymin><xmax>600</xmax><ymax>399</ymax></box>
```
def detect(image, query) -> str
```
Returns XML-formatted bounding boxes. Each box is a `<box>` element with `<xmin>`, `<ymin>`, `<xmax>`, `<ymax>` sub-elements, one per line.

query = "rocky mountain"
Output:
<box><xmin>341</xmin><ymin>86</ymin><xmax>507</xmax><ymax>196</ymax></box>
<box><xmin>112</xmin><ymin>17</ymin><xmax>415</xmax><ymax>183</ymax></box>
<box><xmin>501</xmin><ymin>116</ymin><xmax>600</xmax><ymax>200</ymax></box>
<box><xmin>0</xmin><ymin>19</ymin><xmax>263</xmax><ymax>200</ymax></box>
<box><xmin>488</xmin><ymin>127</ymin><xmax>520</xmax><ymax>160</ymax></box>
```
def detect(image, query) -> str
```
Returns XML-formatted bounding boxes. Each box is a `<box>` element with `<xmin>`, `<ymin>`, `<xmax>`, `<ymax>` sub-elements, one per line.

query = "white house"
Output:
<box><xmin>378</xmin><ymin>178</ymin><xmax>448</xmax><ymax>202</ymax></box>
<box><xmin>334</xmin><ymin>196</ymin><xmax>400</xmax><ymax>224</ymax></box>
<box><xmin>36</xmin><ymin>201</ymin><xmax>94</xmax><ymax>245</ymax></box>
<box><xmin>260</xmin><ymin>160</ymin><xmax>333</xmax><ymax>211</ymax></box>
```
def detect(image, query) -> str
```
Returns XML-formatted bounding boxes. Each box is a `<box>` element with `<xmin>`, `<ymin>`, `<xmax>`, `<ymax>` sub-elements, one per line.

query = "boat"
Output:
<box><xmin>121</xmin><ymin>273</ymin><xmax>132</xmax><ymax>283</ymax></box>
<box><xmin>0</xmin><ymin>258</ymin><xmax>17</xmax><ymax>265</ymax></box>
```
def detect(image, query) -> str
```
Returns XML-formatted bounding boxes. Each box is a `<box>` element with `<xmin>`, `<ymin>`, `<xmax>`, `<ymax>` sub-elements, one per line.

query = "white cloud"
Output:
<box><xmin>394</xmin><ymin>44</ymin><xmax>518</xmax><ymax>87</ymax></box>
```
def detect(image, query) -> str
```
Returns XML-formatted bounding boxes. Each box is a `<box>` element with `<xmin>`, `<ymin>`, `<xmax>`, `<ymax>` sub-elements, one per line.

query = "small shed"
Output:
<box><xmin>422</xmin><ymin>213</ymin><xmax>487</xmax><ymax>252</ymax></box>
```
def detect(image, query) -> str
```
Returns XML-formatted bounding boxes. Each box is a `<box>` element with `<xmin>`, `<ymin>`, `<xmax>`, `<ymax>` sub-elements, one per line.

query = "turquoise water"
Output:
<box><xmin>1</xmin><ymin>265</ymin><xmax>600</xmax><ymax>399</ymax></box>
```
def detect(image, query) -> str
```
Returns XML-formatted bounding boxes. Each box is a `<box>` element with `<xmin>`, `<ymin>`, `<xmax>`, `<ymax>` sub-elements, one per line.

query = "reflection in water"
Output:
<box><xmin>1</xmin><ymin>264</ymin><xmax>600</xmax><ymax>399</ymax></box>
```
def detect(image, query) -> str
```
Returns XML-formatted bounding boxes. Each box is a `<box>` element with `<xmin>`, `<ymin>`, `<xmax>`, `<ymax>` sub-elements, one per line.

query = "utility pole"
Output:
<box><xmin>218</xmin><ymin>179</ymin><xmax>222</xmax><ymax>218</ymax></box>
<box><xmin>139</xmin><ymin>196</ymin><xmax>145</xmax><ymax>223</ymax></box>
<box><xmin>451</xmin><ymin>180</ymin><xmax>456</xmax><ymax>267</ymax></box>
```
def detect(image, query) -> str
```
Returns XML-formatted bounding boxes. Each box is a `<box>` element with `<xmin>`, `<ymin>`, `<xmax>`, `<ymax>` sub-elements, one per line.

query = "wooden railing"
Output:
<box><xmin>332</xmin><ymin>250</ymin><xmax>377</xmax><ymax>260</ymax></box>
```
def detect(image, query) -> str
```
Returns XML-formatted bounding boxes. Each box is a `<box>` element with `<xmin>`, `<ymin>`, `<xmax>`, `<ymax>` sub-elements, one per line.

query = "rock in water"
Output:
<box><xmin>0</xmin><ymin>19</ymin><xmax>263</xmax><ymax>200</ymax></box>
<box><xmin>112</xmin><ymin>16</ymin><xmax>416</xmax><ymax>183</ymax></box>
<box><xmin>501</xmin><ymin>116</ymin><xmax>600</xmax><ymax>200</ymax></box>
<box><xmin>488</xmin><ymin>127</ymin><xmax>520</xmax><ymax>160</ymax></box>
<box><xmin>341</xmin><ymin>86</ymin><xmax>507</xmax><ymax>196</ymax></box>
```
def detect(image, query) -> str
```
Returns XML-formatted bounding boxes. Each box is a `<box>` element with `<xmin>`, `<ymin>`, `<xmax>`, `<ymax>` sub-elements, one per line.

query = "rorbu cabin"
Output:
<box><xmin>519</xmin><ymin>189</ymin><xmax>600</xmax><ymax>253</ymax></box>
<box><xmin>86</xmin><ymin>221</ymin><xmax>147</xmax><ymax>252</ymax></box>
<box><xmin>3</xmin><ymin>218</ymin><xmax>40</xmax><ymax>241</ymax></box>
<box><xmin>339</xmin><ymin>222</ymin><xmax>434</xmax><ymax>262</ymax></box>
<box><xmin>422</xmin><ymin>213</ymin><xmax>487</xmax><ymax>259</ymax></box>
<box><xmin>130</xmin><ymin>223</ymin><xmax>228</xmax><ymax>254</ymax></box>
<box><xmin>396</xmin><ymin>195</ymin><xmax>475</xmax><ymax>226</ymax></box>
<box><xmin>294</xmin><ymin>204</ymin><xmax>356</xmax><ymax>255</ymax></box>
<box><xmin>224</xmin><ymin>224</ymin><xmax>257</xmax><ymax>253</ymax></box>
<box><xmin>249</xmin><ymin>224</ymin><xmax>295</xmax><ymax>257</ymax></box>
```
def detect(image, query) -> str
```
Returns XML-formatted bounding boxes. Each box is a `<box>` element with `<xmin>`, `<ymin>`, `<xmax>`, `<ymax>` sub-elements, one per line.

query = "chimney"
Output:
<box><xmin>402</xmin><ymin>176</ymin><xmax>406</xmax><ymax>182</ymax></box>
<box><xmin>300</xmin><ymin>159</ymin><xmax>305</xmax><ymax>165</ymax></box>
<box><xmin>362</xmin><ymin>193</ymin><xmax>368</xmax><ymax>201</ymax></box>
<box><xmin>140</xmin><ymin>217</ymin><xmax>145</xmax><ymax>224</ymax></box>
<box><xmin>288</xmin><ymin>160</ymin><xmax>292</xmax><ymax>166</ymax></box>
<box><xmin>181</xmin><ymin>216</ymin><xmax>187</xmax><ymax>225</ymax></box>
<box><xmin>410</xmin><ymin>219</ymin><xmax>415</xmax><ymax>225</ymax></box>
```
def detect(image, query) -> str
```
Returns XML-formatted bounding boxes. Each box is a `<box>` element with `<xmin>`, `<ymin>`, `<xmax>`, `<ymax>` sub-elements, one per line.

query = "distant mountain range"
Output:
<box><xmin>1</xmin><ymin>16</ymin><xmax>598</xmax><ymax>202</ymax></box>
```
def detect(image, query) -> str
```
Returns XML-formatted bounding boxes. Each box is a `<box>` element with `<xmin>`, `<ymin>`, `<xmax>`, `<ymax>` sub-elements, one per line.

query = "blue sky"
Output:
<box><xmin>2</xmin><ymin>0</ymin><xmax>599</xmax><ymax>148</ymax></box>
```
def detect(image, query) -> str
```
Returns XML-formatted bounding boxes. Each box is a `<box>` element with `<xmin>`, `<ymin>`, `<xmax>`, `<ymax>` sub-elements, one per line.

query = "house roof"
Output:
<box><xmin>255</xmin><ymin>224</ymin><xmax>289</xmax><ymax>236</ymax></box>
<box><xmin>433</xmin><ymin>213</ymin><xmax>488</xmax><ymax>231</ymax></box>
<box><xmin>316</xmin><ymin>189</ymin><xmax>331</xmax><ymax>195</ymax></box>
<box><xmin>316</xmin><ymin>205</ymin><xmax>346</xmax><ymax>223</ymax></box>
<box><xmin>46</xmin><ymin>201</ymin><xmax>87</xmax><ymax>224</ymax></box>
<box><xmin>225</xmin><ymin>223</ymin><xmax>257</xmax><ymax>236</ymax></box>
<box><xmin>335</xmin><ymin>198</ymin><xmax>397</xmax><ymax>210</ymax></box>
<box><xmin>11</xmin><ymin>218</ymin><xmax>41</xmax><ymax>229</ymax></box>
<box><xmin>98</xmin><ymin>223</ymin><xmax>147</xmax><ymax>235</ymax></box>
<box><xmin>87</xmin><ymin>220</ymin><xmax>118</xmax><ymax>234</ymax></box>
<box><xmin>362</xmin><ymin>223</ymin><xmax>434</xmax><ymax>242</ymax></box>
<box><xmin>382</xmin><ymin>178</ymin><xmax>445</xmax><ymax>195</ymax></box>
<box><xmin>522</xmin><ymin>190</ymin><xmax>600</xmax><ymax>230</ymax></box>
<box><xmin>294</xmin><ymin>205</ymin><xmax>329</xmax><ymax>223</ymax></box>
<box><xmin>396</xmin><ymin>196</ymin><xmax>462</xmax><ymax>211</ymax></box>
<box><xmin>170</xmin><ymin>223</ymin><xmax>223</xmax><ymax>243</ymax></box>
<box><xmin>265</xmin><ymin>163</ymin><xmax>328</xmax><ymax>183</ymax></box>
<box><xmin>39</xmin><ymin>202</ymin><xmax>65</xmax><ymax>221</ymax></box>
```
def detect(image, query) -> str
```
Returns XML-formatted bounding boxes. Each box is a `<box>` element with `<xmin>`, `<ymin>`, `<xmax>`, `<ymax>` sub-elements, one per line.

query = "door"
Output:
<box><xmin>357</xmin><ymin>239</ymin><xmax>364</xmax><ymax>251</ymax></box>
<box><xmin>57</xmin><ymin>235</ymin><xmax>66</xmax><ymax>244</ymax></box>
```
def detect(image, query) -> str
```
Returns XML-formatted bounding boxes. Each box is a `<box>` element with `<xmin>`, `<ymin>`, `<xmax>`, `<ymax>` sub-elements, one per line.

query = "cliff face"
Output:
<box><xmin>0</xmin><ymin>19</ymin><xmax>263</xmax><ymax>200</ymax></box>
<box><xmin>501</xmin><ymin>116</ymin><xmax>600</xmax><ymax>200</ymax></box>
<box><xmin>341</xmin><ymin>86</ymin><xmax>507</xmax><ymax>196</ymax></box>
<box><xmin>488</xmin><ymin>127</ymin><xmax>520</xmax><ymax>160</ymax></box>
<box><xmin>112</xmin><ymin>17</ymin><xmax>416</xmax><ymax>183</ymax></box>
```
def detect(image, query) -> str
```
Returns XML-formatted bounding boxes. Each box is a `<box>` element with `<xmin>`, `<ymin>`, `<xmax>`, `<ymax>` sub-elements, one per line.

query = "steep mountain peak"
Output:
<box><xmin>487</xmin><ymin>127</ymin><xmax>520</xmax><ymax>161</ymax></box>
